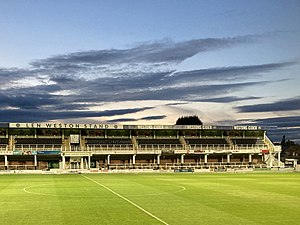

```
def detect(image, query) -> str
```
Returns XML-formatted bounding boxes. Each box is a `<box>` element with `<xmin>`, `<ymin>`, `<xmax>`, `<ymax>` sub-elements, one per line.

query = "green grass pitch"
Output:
<box><xmin>0</xmin><ymin>172</ymin><xmax>299</xmax><ymax>225</ymax></box>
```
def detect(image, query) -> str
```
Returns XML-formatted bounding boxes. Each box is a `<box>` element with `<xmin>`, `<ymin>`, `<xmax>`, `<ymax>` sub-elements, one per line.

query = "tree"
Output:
<box><xmin>281</xmin><ymin>139</ymin><xmax>300</xmax><ymax>160</ymax></box>
<box><xmin>175</xmin><ymin>115</ymin><xmax>203</xmax><ymax>125</ymax></box>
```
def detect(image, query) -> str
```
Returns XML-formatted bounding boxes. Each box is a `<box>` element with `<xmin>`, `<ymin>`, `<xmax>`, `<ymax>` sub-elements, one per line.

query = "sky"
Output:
<box><xmin>0</xmin><ymin>0</ymin><xmax>300</xmax><ymax>142</ymax></box>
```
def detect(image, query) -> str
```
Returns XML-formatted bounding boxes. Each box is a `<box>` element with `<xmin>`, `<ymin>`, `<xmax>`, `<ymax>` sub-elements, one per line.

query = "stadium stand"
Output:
<box><xmin>0</xmin><ymin>123</ymin><xmax>283</xmax><ymax>171</ymax></box>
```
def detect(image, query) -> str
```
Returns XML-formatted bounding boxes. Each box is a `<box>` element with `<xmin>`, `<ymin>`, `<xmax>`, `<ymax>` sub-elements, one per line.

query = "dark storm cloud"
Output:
<box><xmin>236</xmin><ymin>97</ymin><xmax>300</xmax><ymax>112</ymax></box>
<box><xmin>0</xmin><ymin>107</ymin><xmax>153</xmax><ymax>122</ymax></box>
<box><xmin>31</xmin><ymin>35</ymin><xmax>258</xmax><ymax>68</ymax></box>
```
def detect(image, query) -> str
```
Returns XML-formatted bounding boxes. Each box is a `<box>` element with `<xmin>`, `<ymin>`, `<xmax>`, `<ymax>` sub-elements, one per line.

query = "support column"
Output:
<box><xmin>204</xmin><ymin>154</ymin><xmax>208</xmax><ymax>164</ymax></box>
<box><xmin>293</xmin><ymin>159</ymin><xmax>297</xmax><ymax>168</ymax></box>
<box><xmin>277</xmin><ymin>152</ymin><xmax>281</xmax><ymax>163</ymax></box>
<box><xmin>133</xmin><ymin>154</ymin><xmax>136</xmax><ymax>165</ymax></box>
<box><xmin>249</xmin><ymin>154</ymin><xmax>252</xmax><ymax>163</ymax></box>
<box><xmin>88</xmin><ymin>155</ymin><xmax>91</xmax><ymax>169</ymax></box>
<box><xmin>80</xmin><ymin>157</ymin><xmax>84</xmax><ymax>170</ymax></box>
<box><xmin>107</xmin><ymin>155</ymin><xmax>111</xmax><ymax>165</ymax></box>
<box><xmin>181</xmin><ymin>154</ymin><xmax>185</xmax><ymax>164</ymax></box>
<box><xmin>34</xmin><ymin>155</ymin><xmax>37</xmax><ymax>169</ymax></box>
<box><xmin>62</xmin><ymin>155</ymin><xmax>65</xmax><ymax>170</ymax></box>
<box><xmin>227</xmin><ymin>154</ymin><xmax>231</xmax><ymax>163</ymax></box>
<box><xmin>4</xmin><ymin>155</ymin><xmax>8</xmax><ymax>169</ymax></box>
<box><xmin>157</xmin><ymin>155</ymin><xmax>160</xmax><ymax>165</ymax></box>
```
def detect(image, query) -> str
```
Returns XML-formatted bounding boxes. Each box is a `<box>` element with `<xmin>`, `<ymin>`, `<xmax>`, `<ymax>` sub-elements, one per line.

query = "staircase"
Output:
<box><xmin>225</xmin><ymin>136</ymin><xmax>234</xmax><ymax>149</ymax></box>
<box><xmin>265</xmin><ymin>153</ymin><xmax>285</xmax><ymax>167</ymax></box>
<box><xmin>264</xmin><ymin>135</ymin><xmax>284</xmax><ymax>167</ymax></box>
<box><xmin>131</xmin><ymin>136</ymin><xmax>138</xmax><ymax>152</ymax></box>
<box><xmin>63</xmin><ymin>138</ymin><xmax>70</xmax><ymax>151</ymax></box>
<box><xmin>179</xmin><ymin>136</ymin><xmax>187</xmax><ymax>149</ymax></box>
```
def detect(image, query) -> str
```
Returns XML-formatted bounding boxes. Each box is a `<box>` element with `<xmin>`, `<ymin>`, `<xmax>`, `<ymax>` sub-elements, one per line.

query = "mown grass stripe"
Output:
<box><xmin>81</xmin><ymin>174</ymin><xmax>169</xmax><ymax>225</ymax></box>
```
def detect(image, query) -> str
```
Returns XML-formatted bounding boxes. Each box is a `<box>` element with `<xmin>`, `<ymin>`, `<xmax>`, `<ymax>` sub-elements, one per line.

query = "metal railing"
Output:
<box><xmin>138</xmin><ymin>144</ymin><xmax>184</xmax><ymax>150</ymax></box>
<box><xmin>13</xmin><ymin>144</ymin><xmax>62</xmax><ymax>151</ymax></box>
<box><xmin>86</xmin><ymin>144</ymin><xmax>134</xmax><ymax>153</ymax></box>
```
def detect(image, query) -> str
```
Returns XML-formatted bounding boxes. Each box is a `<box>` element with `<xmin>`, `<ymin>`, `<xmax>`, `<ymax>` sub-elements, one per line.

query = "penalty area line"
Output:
<box><xmin>81</xmin><ymin>174</ymin><xmax>169</xmax><ymax>225</ymax></box>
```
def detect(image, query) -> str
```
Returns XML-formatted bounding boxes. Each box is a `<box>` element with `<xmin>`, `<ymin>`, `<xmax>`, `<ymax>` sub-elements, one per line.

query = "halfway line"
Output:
<box><xmin>81</xmin><ymin>174</ymin><xmax>169</xmax><ymax>225</ymax></box>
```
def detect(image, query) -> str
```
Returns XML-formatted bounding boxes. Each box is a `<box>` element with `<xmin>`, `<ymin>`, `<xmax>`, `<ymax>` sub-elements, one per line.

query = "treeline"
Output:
<box><xmin>175</xmin><ymin>116</ymin><xmax>203</xmax><ymax>125</ymax></box>
<box><xmin>281</xmin><ymin>135</ymin><xmax>300</xmax><ymax>160</ymax></box>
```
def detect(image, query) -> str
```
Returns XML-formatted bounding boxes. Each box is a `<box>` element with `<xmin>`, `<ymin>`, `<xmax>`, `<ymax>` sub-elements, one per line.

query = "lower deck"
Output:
<box><xmin>0</xmin><ymin>153</ymin><xmax>265</xmax><ymax>170</ymax></box>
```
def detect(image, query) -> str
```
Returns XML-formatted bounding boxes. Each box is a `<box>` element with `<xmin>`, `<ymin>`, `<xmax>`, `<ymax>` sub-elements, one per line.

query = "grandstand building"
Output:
<box><xmin>0</xmin><ymin>122</ymin><xmax>283</xmax><ymax>171</ymax></box>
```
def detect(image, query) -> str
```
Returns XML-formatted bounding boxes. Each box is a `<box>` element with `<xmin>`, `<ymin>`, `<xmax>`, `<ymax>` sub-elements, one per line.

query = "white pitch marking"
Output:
<box><xmin>22</xmin><ymin>183</ymin><xmax>185</xmax><ymax>199</ymax></box>
<box><xmin>23</xmin><ymin>184</ymin><xmax>57</xmax><ymax>197</ymax></box>
<box><xmin>81</xmin><ymin>174</ymin><xmax>169</xmax><ymax>225</ymax></box>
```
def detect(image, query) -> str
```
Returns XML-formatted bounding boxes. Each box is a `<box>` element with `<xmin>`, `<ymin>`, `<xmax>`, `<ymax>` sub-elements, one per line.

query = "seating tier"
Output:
<box><xmin>0</xmin><ymin>138</ymin><xmax>8</xmax><ymax>144</ymax></box>
<box><xmin>85</xmin><ymin>138</ymin><xmax>132</xmax><ymax>145</ymax></box>
<box><xmin>185</xmin><ymin>138</ymin><xmax>228</xmax><ymax>145</ymax></box>
<box><xmin>15</xmin><ymin>138</ymin><xmax>62</xmax><ymax>145</ymax></box>
<box><xmin>137</xmin><ymin>139</ymin><xmax>181</xmax><ymax>145</ymax></box>
<box><xmin>231</xmin><ymin>138</ymin><xmax>260</xmax><ymax>145</ymax></box>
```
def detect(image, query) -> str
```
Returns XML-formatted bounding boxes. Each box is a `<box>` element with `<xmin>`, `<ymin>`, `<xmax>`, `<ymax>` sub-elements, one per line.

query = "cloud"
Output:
<box><xmin>237</xmin><ymin>116</ymin><xmax>300</xmax><ymax>143</ymax></box>
<box><xmin>107</xmin><ymin>118</ymin><xmax>138</xmax><ymax>123</ymax></box>
<box><xmin>0</xmin><ymin>61</ymin><xmax>293</xmax><ymax>116</ymax></box>
<box><xmin>0</xmin><ymin>92</ymin><xmax>59</xmax><ymax>110</ymax></box>
<box><xmin>236</xmin><ymin>97</ymin><xmax>300</xmax><ymax>112</ymax></box>
<box><xmin>0</xmin><ymin>107</ymin><xmax>153</xmax><ymax>122</ymax></box>
<box><xmin>108</xmin><ymin>115</ymin><xmax>166</xmax><ymax>123</ymax></box>
<box><xmin>171</xmin><ymin>62</ymin><xmax>295</xmax><ymax>82</ymax></box>
<box><xmin>140</xmin><ymin>115</ymin><xmax>167</xmax><ymax>120</ymax></box>
<box><xmin>191</xmin><ymin>96</ymin><xmax>262</xmax><ymax>103</ymax></box>
<box><xmin>252</xmin><ymin>116</ymin><xmax>300</xmax><ymax>128</ymax></box>
<box><xmin>31</xmin><ymin>35</ymin><xmax>258</xmax><ymax>68</ymax></box>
